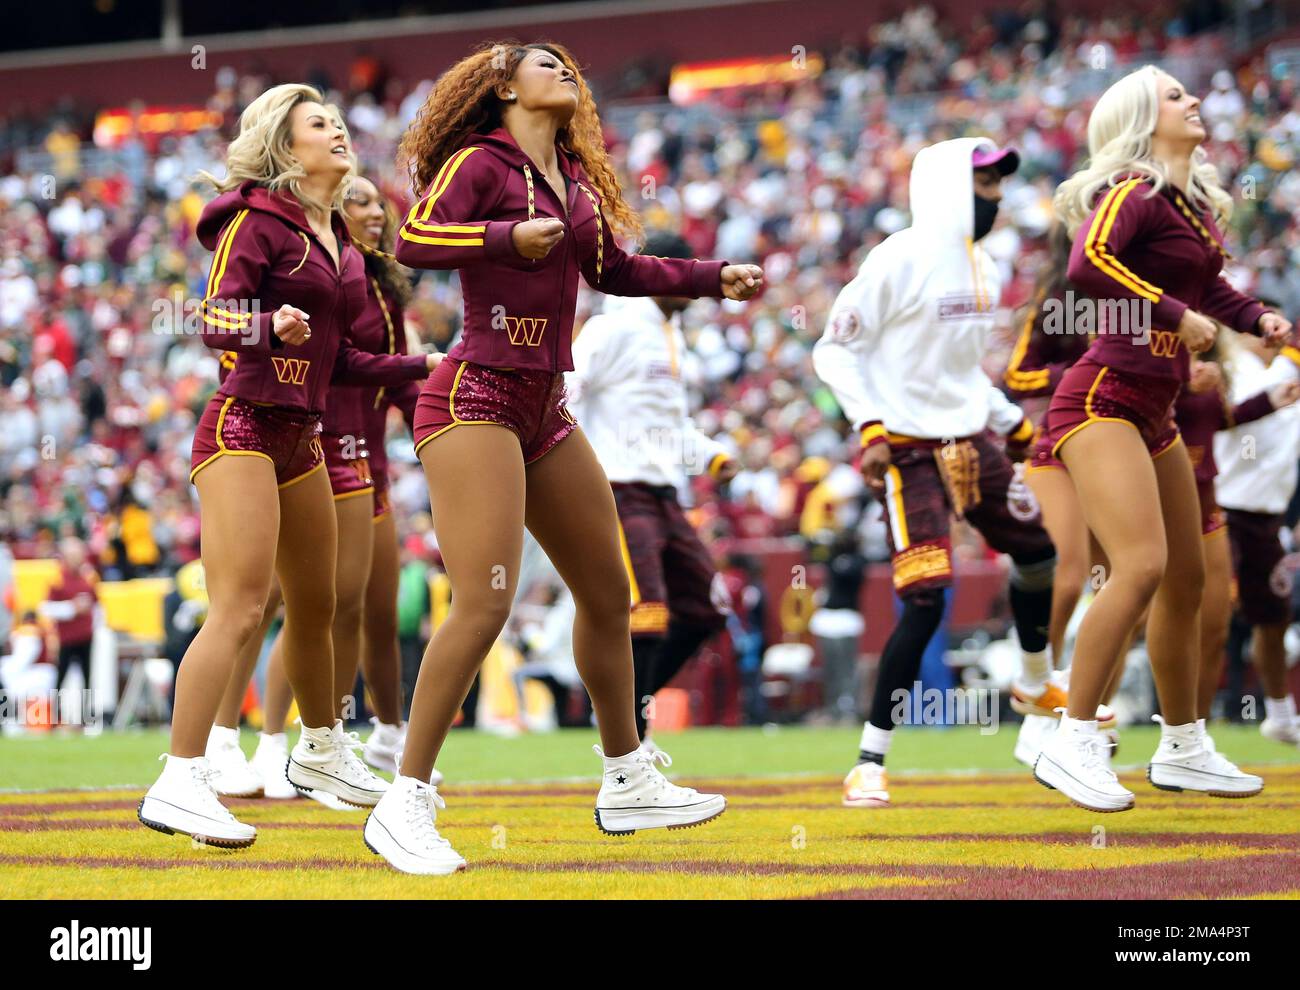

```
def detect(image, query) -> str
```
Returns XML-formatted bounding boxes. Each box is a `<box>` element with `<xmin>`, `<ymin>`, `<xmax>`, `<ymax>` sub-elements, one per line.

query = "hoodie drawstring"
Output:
<box><xmin>964</xmin><ymin>237</ymin><xmax>988</xmax><ymax>312</ymax></box>
<box><xmin>576</xmin><ymin>183</ymin><xmax>603</xmax><ymax>283</ymax></box>
<box><xmin>522</xmin><ymin>163</ymin><xmax>537</xmax><ymax>221</ymax></box>
<box><xmin>288</xmin><ymin>232</ymin><xmax>311</xmax><ymax>275</ymax></box>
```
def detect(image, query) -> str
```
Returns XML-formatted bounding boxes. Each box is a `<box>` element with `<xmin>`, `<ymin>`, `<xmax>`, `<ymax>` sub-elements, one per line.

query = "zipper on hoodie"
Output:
<box><xmin>522</xmin><ymin>162</ymin><xmax>570</xmax><ymax>373</ymax></box>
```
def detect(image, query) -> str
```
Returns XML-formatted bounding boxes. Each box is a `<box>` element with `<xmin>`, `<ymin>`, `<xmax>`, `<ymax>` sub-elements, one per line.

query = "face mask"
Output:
<box><xmin>973</xmin><ymin>193</ymin><xmax>999</xmax><ymax>241</ymax></box>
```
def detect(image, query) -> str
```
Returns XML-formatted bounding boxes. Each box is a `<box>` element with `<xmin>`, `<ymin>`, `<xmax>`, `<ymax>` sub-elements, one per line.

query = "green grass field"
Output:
<box><xmin>3</xmin><ymin>724</ymin><xmax>1299</xmax><ymax>899</ymax></box>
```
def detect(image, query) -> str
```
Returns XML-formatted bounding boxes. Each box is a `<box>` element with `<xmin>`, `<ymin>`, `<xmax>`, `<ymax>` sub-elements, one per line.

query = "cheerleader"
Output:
<box><xmin>362</xmin><ymin>42</ymin><xmax>763</xmax><ymax>874</ymax></box>
<box><xmin>138</xmin><ymin>85</ymin><xmax>438</xmax><ymax>847</ymax></box>
<box><xmin>1034</xmin><ymin>66</ymin><xmax>1291</xmax><ymax>812</ymax></box>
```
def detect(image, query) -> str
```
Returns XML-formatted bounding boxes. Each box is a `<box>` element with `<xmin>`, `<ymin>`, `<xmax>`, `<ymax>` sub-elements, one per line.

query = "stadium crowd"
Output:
<box><xmin>1</xmin><ymin>2</ymin><xmax>1298</xmax><ymax>719</ymax></box>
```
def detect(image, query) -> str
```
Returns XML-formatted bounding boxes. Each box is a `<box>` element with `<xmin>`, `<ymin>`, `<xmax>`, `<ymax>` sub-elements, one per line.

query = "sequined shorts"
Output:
<box><xmin>190</xmin><ymin>393</ymin><xmax>324</xmax><ymax>488</ymax></box>
<box><xmin>412</xmin><ymin>358</ymin><xmax>577</xmax><ymax>464</ymax></box>
<box><xmin>323</xmin><ymin>431</ymin><xmax>374</xmax><ymax>501</ymax></box>
<box><xmin>1044</xmin><ymin>356</ymin><xmax>1180</xmax><ymax>459</ymax></box>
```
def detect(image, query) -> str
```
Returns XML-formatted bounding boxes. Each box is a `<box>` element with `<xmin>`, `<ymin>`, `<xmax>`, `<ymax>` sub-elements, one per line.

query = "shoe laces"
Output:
<box><xmin>335</xmin><ymin>728</ymin><xmax>383</xmax><ymax>783</ymax></box>
<box><xmin>404</xmin><ymin>784</ymin><xmax>452</xmax><ymax>851</ymax></box>
<box><xmin>1076</xmin><ymin>733</ymin><xmax>1114</xmax><ymax>777</ymax></box>
<box><xmin>189</xmin><ymin>762</ymin><xmax>238</xmax><ymax>822</ymax></box>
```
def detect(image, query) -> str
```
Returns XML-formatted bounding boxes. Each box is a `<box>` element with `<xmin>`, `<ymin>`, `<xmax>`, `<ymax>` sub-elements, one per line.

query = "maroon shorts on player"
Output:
<box><xmin>413</xmin><ymin>358</ymin><xmax>576</xmax><ymax>464</ymax></box>
<box><xmin>612</xmin><ymin>482</ymin><xmax>726</xmax><ymax>636</ymax></box>
<box><xmin>1027</xmin><ymin>416</ymin><xmax>1065</xmax><ymax>474</ymax></box>
<box><xmin>190</xmin><ymin>392</ymin><xmax>324</xmax><ymax>488</ymax></box>
<box><xmin>881</xmin><ymin>432</ymin><xmax>1053</xmax><ymax>596</ymax></box>
<box><xmin>1045</xmin><ymin>356</ymin><xmax>1181</xmax><ymax>459</ymax></box>
<box><xmin>1196</xmin><ymin>478</ymin><xmax>1226</xmax><ymax>537</ymax></box>
<box><xmin>1226</xmin><ymin>508</ymin><xmax>1291</xmax><ymax>625</ymax></box>
<box><xmin>323</xmin><ymin>431</ymin><xmax>374</xmax><ymax>501</ymax></box>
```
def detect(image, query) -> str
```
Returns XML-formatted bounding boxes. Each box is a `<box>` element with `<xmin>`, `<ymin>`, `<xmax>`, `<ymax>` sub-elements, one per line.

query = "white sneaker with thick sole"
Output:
<box><xmin>1034</xmin><ymin>718</ymin><xmax>1134</xmax><ymax>812</ymax></box>
<box><xmin>1260</xmin><ymin>716</ymin><xmax>1300</xmax><ymax>746</ymax></box>
<box><xmin>251</xmin><ymin>732</ymin><xmax>298</xmax><ymax>800</ymax></box>
<box><xmin>138</xmin><ymin>755</ymin><xmax>257</xmax><ymax>847</ymax></box>
<box><xmin>593</xmin><ymin>745</ymin><xmax>725</xmax><ymax>834</ymax></box>
<box><xmin>363</xmin><ymin>719</ymin><xmax>405</xmax><ymax>775</ymax></box>
<box><xmin>1013</xmin><ymin>714</ymin><xmax>1054</xmax><ymax>768</ymax></box>
<box><xmin>842</xmin><ymin>761</ymin><xmax>890</xmax><ymax>808</ymax></box>
<box><xmin>364</xmin><ymin>776</ymin><xmax>467</xmax><ymax>875</ymax></box>
<box><xmin>1148</xmin><ymin>717</ymin><xmax>1263</xmax><ymax>797</ymax></box>
<box><xmin>287</xmin><ymin>721</ymin><xmax>389</xmax><ymax>807</ymax></box>
<box><xmin>204</xmin><ymin>725</ymin><xmax>263</xmax><ymax>798</ymax></box>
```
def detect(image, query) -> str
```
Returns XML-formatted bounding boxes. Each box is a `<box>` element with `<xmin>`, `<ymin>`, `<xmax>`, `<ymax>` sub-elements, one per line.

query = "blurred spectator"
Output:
<box><xmin>40</xmin><ymin>537</ymin><xmax>98</xmax><ymax>701</ymax></box>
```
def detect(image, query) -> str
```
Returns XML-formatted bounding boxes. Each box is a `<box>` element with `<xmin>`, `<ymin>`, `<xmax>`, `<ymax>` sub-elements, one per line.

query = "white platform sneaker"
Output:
<box><xmin>363</xmin><ymin>719</ymin><xmax>405</xmax><ymax>774</ymax></box>
<box><xmin>1034</xmin><ymin>717</ymin><xmax>1135</xmax><ymax>812</ymax></box>
<box><xmin>287</xmin><ymin>721</ymin><xmax>390</xmax><ymax>807</ymax></box>
<box><xmin>1260</xmin><ymin>716</ymin><xmax>1300</xmax><ymax>746</ymax></box>
<box><xmin>250</xmin><ymin>732</ymin><xmax>298</xmax><ymax>800</ymax></box>
<box><xmin>204</xmin><ymin>725</ymin><xmax>263</xmax><ymax>798</ymax></box>
<box><xmin>1147</xmin><ymin>716</ymin><xmax>1263</xmax><ymax>797</ymax></box>
<box><xmin>592</xmin><ymin>745</ymin><xmax>725</xmax><ymax>835</ymax></box>
<box><xmin>1013</xmin><ymin>714</ymin><xmax>1054</xmax><ymax>768</ymax></box>
<box><xmin>364</xmin><ymin>776</ymin><xmax>467</xmax><ymax>875</ymax></box>
<box><xmin>138</xmin><ymin>755</ymin><xmax>257</xmax><ymax>847</ymax></box>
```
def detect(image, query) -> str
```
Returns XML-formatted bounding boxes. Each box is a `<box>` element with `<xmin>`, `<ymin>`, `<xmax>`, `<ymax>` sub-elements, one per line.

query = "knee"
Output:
<box><xmin>899</xmin><ymin>587</ymin><xmax>946</xmax><ymax>631</ymax></box>
<box><xmin>450</xmin><ymin>588</ymin><xmax>513</xmax><ymax>643</ymax></box>
<box><xmin>576</xmin><ymin>572</ymin><xmax>633</xmax><ymax>630</ymax></box>
<box><xmin>1009</xmin><ymin>551</ymin><xmax>1056</xmax><ymax>593</ymax></box>
<box><xmin>334</xmin><ymin>585</ymin><xmax>365</xmax><ymax>625</ymax></box>
<box><xmin>1117</xmin><ymin>553</ymin><xmax>1166</xmax><ymax>600</ymax></box>
<box><xmin>212</xmin><ymin>596</ymin><xmax>267</xmax><ymax>646</ymax></box>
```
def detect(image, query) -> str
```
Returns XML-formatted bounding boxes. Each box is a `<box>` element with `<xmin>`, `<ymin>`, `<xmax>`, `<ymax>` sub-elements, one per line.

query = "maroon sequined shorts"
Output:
<box><xmin>412</xmin><ymin>358</ymin><xmax>577</xmax><ymax>464</ymax></box>
<box><xmin>1044</xmin><ymin>356</ymin><xmax>1181</xmax><ymax>459</ymax></box>
<box><xmin>323</xmin><ymin>431</ymin><xmax>374</xmax><ymax>501</ymax></box>
<box><xmin>1026</xmin><ymin>415</ymin><xmax>1065</xmax><ymax>474</ymax></box>
<box><xmin>190</xmin><ymin>393</ymin><xmax>324</xmax><ymax>488</ymax></box>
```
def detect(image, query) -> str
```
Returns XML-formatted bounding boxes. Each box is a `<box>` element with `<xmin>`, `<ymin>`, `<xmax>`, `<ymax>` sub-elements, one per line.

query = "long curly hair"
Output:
<box><xmin>397</xmin><ymin>40</ymin><xmax>643</xmax><ymax>241</ymax></box>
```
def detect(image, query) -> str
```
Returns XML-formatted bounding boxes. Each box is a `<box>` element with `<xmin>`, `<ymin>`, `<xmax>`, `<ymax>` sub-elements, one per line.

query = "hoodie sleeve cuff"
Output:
<box><xmin>691</xmin><ymin>260</ymin><xmax>729</xmax><ymax>298</ymax></box>
<box><xmin>484</xmin><ymin>221</ymin><xmax>522</xmax><ymax>261</ymax></box>
<box><xmin>1153</xmin><ymin>294</ymin><xmax>1189</xmax><ymax>334</ymax></box>
<box><xmin>859</xmin><ymin>421</ymin><xmax>888</xmax><ymax>450</ymax></box>
<box><xmin>1237</xmin><ymin>303</ymin><xmax>1270</xmax><ymax>337</ymax></box>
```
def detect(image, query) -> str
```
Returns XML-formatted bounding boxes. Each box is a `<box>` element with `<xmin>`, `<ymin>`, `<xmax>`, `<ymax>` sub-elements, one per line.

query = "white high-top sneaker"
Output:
<box><xmin>250</xmin><ymin>732</ymin><xmax>298</xmax><ymax>800</ymax></box>
<box><xmin>287</xmin><ymin>721</ymin><xmax>390</xmax><ymax>807</ymax></box>
<box><xmin>842</xmin><ymin>761</ymin><xmax>890</xmax><ymax>808</ymax></box>
<box><xmin>364</xmin><ymin>776</ymin><xmax>467</xmax><ymax>875</ymax></box>
<box><xmin>592</xmin><ymin>745</ymin><xmax>725</xmax><ymax>834</ymax></box>
<box><xmin>1148</xmin><ymin>716</ymin><xmax>1263</xmax><ymax>797</ymax></box>
<box><xmin>204</xmin><ymin>725</ymin><xmax>263</xmax><ymax>798</ymax></box>
<box><xmin>1013</xmin><ymin>714</ymin><xmax>1054</xmax><ymax>768</ymax></box>
<box><xmin>1260</xmin><ymin>716</ymin><xmax>1300</xmax><ymax>746</ymax></box>
<box><xmin>363</xmin><ymin>719</ymin><xmax>405</xmax><ymax>775</ymax></box>
<box><xmin>1034</xmin><ymin>716</ymin><xmax>1135</xmax><ymax>812</ymax></box>
<box><xmin>138</xmin><ymin>754</ymin><xmax>257</xmax><ymax>847</ymax></box>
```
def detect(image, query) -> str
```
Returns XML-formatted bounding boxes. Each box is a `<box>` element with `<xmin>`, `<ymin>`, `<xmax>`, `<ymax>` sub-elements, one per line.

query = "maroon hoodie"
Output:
<box><xmin>1067</xmin><ymin>177</ymin><xmax>1269</xmax><ymax>383</ymax></box>
<box><xmin>1004</xmin><ymin>285</ymin><xmax>1093</xmax><ymax>398</ymax></box>
<box><xmin>395</xmin><ymin>127</ymin><xmax>729</xmax><ymax>373</ymax></box>
<box><xmin>197</xmin><ymin>181</ymin><xmax>428</xmax><ymax>413</ymax></box>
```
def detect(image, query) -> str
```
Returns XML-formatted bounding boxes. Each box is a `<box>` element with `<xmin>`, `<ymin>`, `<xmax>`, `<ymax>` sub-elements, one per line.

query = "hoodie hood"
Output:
<box><xmin>907</xmin><ymin>137</ymin><xmax>999</xmax><ymax>242</ymax></box>
<box><xmin>470</xmin><ymin>127</ymin><xmax>585</xmax><ymax>181</ymax></box>
<box><xmin>197</xmin><ymin>180</ymin><xmax>347</xmax><ymax>251</ymax></box>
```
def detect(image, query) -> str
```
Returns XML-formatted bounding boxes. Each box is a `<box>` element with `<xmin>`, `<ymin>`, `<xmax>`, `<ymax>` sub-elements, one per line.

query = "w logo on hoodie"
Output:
<box><xmin>504</xmin><ymin>316</ymin><xmax>548</xmax><ymax>347</ymax></box>
<box><xmin>271</xmin><ymin>356</ymin><xmax>311</xmax><ymax>385</ymax></box>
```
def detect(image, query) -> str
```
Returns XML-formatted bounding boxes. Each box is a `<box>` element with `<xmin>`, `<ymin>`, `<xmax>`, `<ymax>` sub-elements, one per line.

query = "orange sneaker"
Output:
<box><xmin>1011</xmin><ymin>676</ymin><xmax>1117</xmax><ymax>728</ymax></box>
<box><xmin>842</xmin><ymin>762</ymin><xmax>890</xmax><ymax>808</ymax></box>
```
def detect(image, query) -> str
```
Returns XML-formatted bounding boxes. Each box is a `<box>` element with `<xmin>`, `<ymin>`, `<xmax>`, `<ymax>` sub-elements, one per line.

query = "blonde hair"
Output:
<box><xmin>198</xmin><ymin>83</ymin><xmax>355</xmax><ymax>215</ymax></box>
<box><xmin>1054</xmin><ymin>65</ymin><xmax>1232</xmax><ymax>234</ymax></box>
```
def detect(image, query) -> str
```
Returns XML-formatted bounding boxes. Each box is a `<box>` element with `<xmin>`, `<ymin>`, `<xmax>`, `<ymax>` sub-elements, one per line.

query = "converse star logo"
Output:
<box><xmin>615</xmin><ymin>774</ymin><xmax>627</xmax><ymax>785</ymax></box>
<box><xmin>307</xmin><ymin>742</ymin><xmax>317</xmax><ymax>751</ymax></box>
<box><xmin>1170</xmin><ymin>742</ymin><xmax>1180</xmax><ymax>751</ymax></box>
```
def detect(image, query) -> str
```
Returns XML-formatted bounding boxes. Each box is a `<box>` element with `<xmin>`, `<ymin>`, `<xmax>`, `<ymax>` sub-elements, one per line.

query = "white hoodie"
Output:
<box><xmin>1214</xmin><ymin>347</ymin><xmax>1300</xmax><ymax>515</ymax></box>
<box><xmin>813</xmin><ymin>137</ymin><xmax>1024</xmax><ymax>441</ymax></box>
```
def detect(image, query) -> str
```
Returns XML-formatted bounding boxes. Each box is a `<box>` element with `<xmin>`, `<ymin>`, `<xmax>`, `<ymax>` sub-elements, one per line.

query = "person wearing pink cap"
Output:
<box><xmin>814</xmin><ymin>138</ymin><xmax>1108</xmax><ymax>808</ymax></box>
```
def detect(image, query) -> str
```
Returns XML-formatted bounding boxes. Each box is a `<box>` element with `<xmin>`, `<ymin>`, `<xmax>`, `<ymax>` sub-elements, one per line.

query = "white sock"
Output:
<box><xmin>259</xmin><ymin>731</ymin><xmax>286</xmax><ymax>746</ymax></box>
<box><xmin>1019</xmin><ymin>649</ymin><xmax>1051</xmax><ymax>689</ymax></box>
<box><xmin>1264</xmin><ymin>695</ymin><xmax>1297</xmax><ymax>724</ymax></box>
<box><xmin>859</xmin><ymin>722</ymin><xmax>893</xmax><ymax>757</ymax></box>
<box><xmin>1059</xmin><ymin>715</ymin><xmax>1098</xmax><ymax>737</ymax></box>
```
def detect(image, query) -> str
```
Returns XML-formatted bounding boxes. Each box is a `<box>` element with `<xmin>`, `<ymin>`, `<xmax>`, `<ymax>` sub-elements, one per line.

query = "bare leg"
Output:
<box><xmin>523</xmin><ymin>430</ymin><xmax>640</xmax><ymax>757</ymax></box>
<box><xmin>401</xmin><ymin>426</ymin><xmax>525</xmax><ymax>782</ymax></box>
<box><xmin>215</xmin><ymin>578</ymin><xmax>281</xmax><ymax>729</ymax></box>
<box><xmin>170</xmin><ymin>457</ymin><xmax>279</xmax><ymax>756</ymax></box>
<box><xmin>1196</xmin><ymin>529</ymin><xmax>1232</xmax><ymax>719</ymax></box>
<box><xmin>362</xmin><ymin>510</ymin><xmax>404</xmax><ymax>725</ymax></box>
<box><xmin>1144</xmin><ymin>442</ymin><xmax>1205</xmax><ymax>726</ymax></box>
<box><xmin>331</xmin><ymin>491</ymin><xmax>376</xmax><ymax>719</ymax></box>
<box><xmin>1251</xmin><ymin>623</ymin><xmax>1289</xmax><ymax>699</ymax></box>
<box><xmin>1058</xmin><ymin>423</ymin><xmax>1166</xmax><ymax>720</ymax></box>
<box><xmin>274</xmin><ymin>467</ymin><xmax>339</xmax><ymax>729</ymax></box>
<box><xmin>261</xmin><ymin>627</ymin><xmax>292</xmax><ymax>734</ymax></box>
<box><xmin>1027</xmin><ymin>467</ymin><xmax>1090</xmax><ymax>665</ymax></box>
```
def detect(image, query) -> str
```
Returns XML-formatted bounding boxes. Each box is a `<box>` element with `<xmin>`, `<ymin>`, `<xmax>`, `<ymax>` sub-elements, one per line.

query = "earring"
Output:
<box><xmin>507</xmin><ymin>92</ymin><xmax>517</xmax><ymax>101</ymax></box>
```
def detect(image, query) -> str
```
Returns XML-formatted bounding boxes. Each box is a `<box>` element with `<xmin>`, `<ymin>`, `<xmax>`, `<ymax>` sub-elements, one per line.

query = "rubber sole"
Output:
<box><xmin>1010</xmin><ymin>696</ymin><xmax>1118</xmax><ymax>728</ymax></box>
<box><xmin>136</xmin><ymin>799</ymin><xmax>256</xmax><ymax>848</ymax></box>
<box><xmin>1032</xmin><ymin>758</ymin><xmax>1134</xmax><ymax>813</ymax></box>
<box><xmin>594</xmin><ymin>805</ymin><xmax>726</xmax><ymax>836</ymax></box>
<box><xmin>842</xmin><ymin>797</ymin><xmax>890</xmax><ymax>808</ymax></box>
<box><xmin>363</xmin><ymin>813</ymin><xmax>468</xmax><ymax>875</ymax></box>
<box><xmin>285</xmin><ymin>762</ymin><xmax>382</xmax><ymax>808</ymax></box>
<box><xmin>1146</xmin><ymin>765</ymin><xmax>1263</xmax><ymax>798</ymax></box>
<box><xmin>213</xmin><ymin>787</ymin><xmax>263</xmax><ymax>799</ymax></box>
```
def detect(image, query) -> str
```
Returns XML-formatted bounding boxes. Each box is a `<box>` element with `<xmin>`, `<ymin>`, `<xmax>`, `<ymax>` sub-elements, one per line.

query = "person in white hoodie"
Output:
<box><xmin>568</xmin><ymin>231</ymin><xmax>736</xmax><ymax>745</ymax></box>
<box><xmin>1214</xmin><ymin>329</ymin><xmax>1300</xmax><ymax>747</ymax></box>
<box><xmin>814</xmin><ymin>138</ymin><xmax>1104</xmax><ymax>808</ymax></box>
